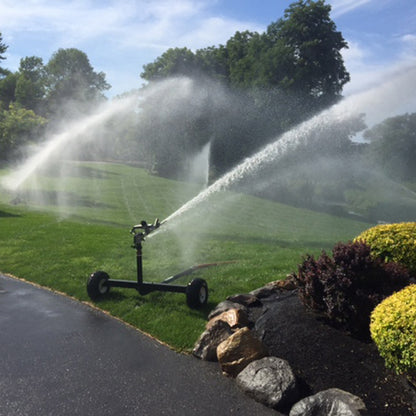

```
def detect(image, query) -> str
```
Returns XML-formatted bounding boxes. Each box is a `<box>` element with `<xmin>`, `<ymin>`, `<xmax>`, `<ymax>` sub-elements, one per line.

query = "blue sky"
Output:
<box><xmin>0</xmin><ymin>0</ymin><xmax>415</xmax><ymax>97</ymax></box>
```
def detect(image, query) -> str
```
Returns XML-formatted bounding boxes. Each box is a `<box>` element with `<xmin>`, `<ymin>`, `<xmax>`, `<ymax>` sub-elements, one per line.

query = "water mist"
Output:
<box><xmin>160</xmin><ymin>64</ymin><xmax>416</xmax><ymax>229</ymax></box>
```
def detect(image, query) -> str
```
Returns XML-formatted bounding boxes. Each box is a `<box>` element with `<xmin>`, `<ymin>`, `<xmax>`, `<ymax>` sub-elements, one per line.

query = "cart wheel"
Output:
<box><xmin>186</xmin><ymin>278</ymin><xmax>208</xmax><ymax>309</ymax></box>
<box><xmin>87</xmin><ymin>271</ymin><xmax>110</xmax><ymax>300</ymax></box>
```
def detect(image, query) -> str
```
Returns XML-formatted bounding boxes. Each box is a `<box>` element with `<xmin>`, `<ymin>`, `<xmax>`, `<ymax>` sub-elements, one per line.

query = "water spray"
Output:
<box><xmin>156</xmin><ymin>64</ymin><xmax>416</xmax><ymax>228</ymax></box>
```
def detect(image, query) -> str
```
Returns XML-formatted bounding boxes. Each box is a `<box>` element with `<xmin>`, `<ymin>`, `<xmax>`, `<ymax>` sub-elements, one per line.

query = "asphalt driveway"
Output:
<box><xmin>0</xmin><ymin>273</ymin><xmax>279</xmax><ymax>416</ymax></box>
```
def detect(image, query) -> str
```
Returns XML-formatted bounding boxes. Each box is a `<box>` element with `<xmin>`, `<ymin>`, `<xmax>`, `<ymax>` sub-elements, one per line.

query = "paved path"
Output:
<box><xmin>0</xmin><ymin>274</ymin><xmax>277</xmax><ymax>416</ymax></box>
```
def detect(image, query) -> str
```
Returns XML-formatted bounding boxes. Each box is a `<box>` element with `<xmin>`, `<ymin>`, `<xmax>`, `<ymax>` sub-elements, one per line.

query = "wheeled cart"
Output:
<box><xmin>86</xmin><ymin>219</ymin><xmax>208</xmax><ymax>309</ymax></box>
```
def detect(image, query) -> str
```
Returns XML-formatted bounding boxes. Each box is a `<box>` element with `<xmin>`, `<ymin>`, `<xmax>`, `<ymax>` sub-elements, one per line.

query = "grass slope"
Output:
<box><xmin>0</xmin><ymin>162</ymin><xmax>372</xmax><ymax>350</ymax></box>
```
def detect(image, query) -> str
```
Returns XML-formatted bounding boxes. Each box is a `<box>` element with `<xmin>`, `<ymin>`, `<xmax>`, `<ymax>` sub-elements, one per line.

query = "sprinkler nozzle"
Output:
<box><xmin>131</xmin><ymin>218</ymin><xmax>162</xmax><ymax>235</ymax></box>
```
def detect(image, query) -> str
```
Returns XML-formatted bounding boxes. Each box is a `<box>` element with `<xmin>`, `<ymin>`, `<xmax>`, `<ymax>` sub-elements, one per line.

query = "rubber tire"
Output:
<box><xmin>186</xmin><ymin>278</ymin><xmax>208</xmax><ymax>309</ymax></box>
<box><xmin>87</xmin><ymin>271</ymin><xmax>110</xmax><ymax>300</ymax></box>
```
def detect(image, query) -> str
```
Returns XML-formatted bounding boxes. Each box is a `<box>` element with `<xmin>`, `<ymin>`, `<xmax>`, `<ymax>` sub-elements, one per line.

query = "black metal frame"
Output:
<box><xmin>105</xmin><ymin>219</ymin><xmax>201</xmax><ymax>295</ymax></box>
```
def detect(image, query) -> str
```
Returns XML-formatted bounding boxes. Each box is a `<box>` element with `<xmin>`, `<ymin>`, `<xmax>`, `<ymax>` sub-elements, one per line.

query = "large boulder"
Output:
<box><xmin>289</xmin><ymin>388</ymin><xmax>368</xmax><ymax>416</ymax></box>
<box><xmin>206</xmin><ymin>308</ymin><xmax>250</xmax><ymax>331</ymax></box>
<box><xmin>226</xmin><ymin>293</ymin><xmax>261</xmax><ymax>307</ymax></box>
<box><xmin>208</xmin><ymin>300</ymin><xmax>248</xmax><ymax>320</ymax></box>
<box><xmin>236</xmin><ymin>356</ymin><xmax>300</xmax><ymax>411</ymax></box>
<box><xmin>192</xmin><ymin>319</ymin><xmax>233</xmax><ymax>361</ymax></box>
<box><xmin>217</xmin><ymin>327</ymin><xmax>268</xmax><ymax>377</ymax></box>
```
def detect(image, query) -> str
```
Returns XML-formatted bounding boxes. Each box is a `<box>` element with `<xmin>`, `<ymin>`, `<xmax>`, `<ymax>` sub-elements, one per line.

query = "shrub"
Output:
<box><xmin>354</xmin><ymin>222</ymin><xmax>416</xmax><ymax>275</ymax></box>
<box><xmin>292</xmin><ymin>241</ymin><xmax>411</xmax><ymax>339</ymax></box>
<box><xmin>370</xmin><ymin>284</ymin><xmax>416</xmax><ymax>376</ymax></box>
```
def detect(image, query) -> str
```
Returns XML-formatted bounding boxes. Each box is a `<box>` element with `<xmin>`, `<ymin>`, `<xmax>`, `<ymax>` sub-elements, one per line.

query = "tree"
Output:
<box><xmin>15</xmin><ymin>56</ymin><xmax>46</xmax><ymax>113</ymax></box>
<box><xmin>138</xmin><ymin>0</ymin><xmax>351</xmax><ymax>180</ymax></box>
<box><xmin>0</xmin><ymin>103</ymin><xmax>46</xmax><ymax>160</ymax></box>
<box><xmin>45</xmin><ymin>48</ymin><xmax>110</xmax><ymax>119</ymax></box>
<box><xmin>0</xmin><ymin>71</ymin><xmax>18</xmax><ymax>108</ymax></box>
<box><xmin>364</xmin><ymin>113</ymin><xmax>416</xmax><ymax>180</ymax></box>
<box><xmin>0</xmin><ymin>32</ymin><xmax>8</xmax><ymax>77</ymax></box>
<box><xmin>268</xmin><ymin>0</ymin><xmax>349</xmax><ymax>105</ymax></box>
<box><xmin>141</xmin><ymin>47</ymin><xmax>198</xmax><ymax>81</ymax></box>
<box><xmin>195</xmin><ymin>45</ymin><xmax>229</xmax><ymax>83</ymax></box>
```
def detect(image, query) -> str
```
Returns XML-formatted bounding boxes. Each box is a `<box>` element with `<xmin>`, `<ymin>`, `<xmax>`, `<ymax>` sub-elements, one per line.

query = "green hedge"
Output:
<box><xmin>370</xmin><ymin>284</ymin><xmax>416</xmax><ymax>375</ymax></box>
<box><xmin>355</xmin><ymin>222</ymin><xmax>416</xmax><ymax>274</ymax></box>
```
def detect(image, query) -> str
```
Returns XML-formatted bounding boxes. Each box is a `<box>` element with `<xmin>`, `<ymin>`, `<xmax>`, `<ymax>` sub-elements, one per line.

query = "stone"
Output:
<box><xmin>206</xmin><ymin>308</ymin><xmax>250</xmax><ymax>331</ymax></box>
<box><xmin>208</xmin><ymin>300</ymin><xmax>248</xmax><ymax>320</ymax></box>
<box><xmin>289</xmin><ymin>388</ymin><xmax>368</xmax><ymax>416</ymax></box>
<box><xmin>236</xmin><ymin>356</ymin><xmax>300</xmax><ymax>411</ymax></box>
<box><xmin>226</xmin><ymin>293</ymin><xmax>261</xmax><ymax>307</ymax></box>
<box><xmin>272</xmin><ymin>276</ymin><xmax>298</xmax><ymax>291</ymax></box>
<box><xmin>192</xmin><ymin>320</ymin><xmax>233</xmax><ymax>361</ymax></box>
<box><xmin>250</xmin><ymin>284</ymin><xmax>281</xmax><ymax>299</ymax></box>
<box><xmin>217</xmin><ymin>327</ymin><xmax>268</xmax><ymax>377</ymax></box>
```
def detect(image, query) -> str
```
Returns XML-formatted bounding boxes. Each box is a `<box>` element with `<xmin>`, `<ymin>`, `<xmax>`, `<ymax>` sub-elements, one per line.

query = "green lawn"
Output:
<box><xmin>0</xmin><ymin>161</ymin><xmax>372</xmax><ymax>351</ymax></box>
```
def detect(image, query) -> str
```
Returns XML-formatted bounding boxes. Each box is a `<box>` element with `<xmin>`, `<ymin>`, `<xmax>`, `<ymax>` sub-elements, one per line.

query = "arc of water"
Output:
<box><xmin>161</xmin><ymin>64</ymin><xmax>416</xmax><ymax>228</ymax></box>
<box><xmin>1</xmin><ymin>95</ymin><xmax>137</xmax><ymax>191</ymax></box>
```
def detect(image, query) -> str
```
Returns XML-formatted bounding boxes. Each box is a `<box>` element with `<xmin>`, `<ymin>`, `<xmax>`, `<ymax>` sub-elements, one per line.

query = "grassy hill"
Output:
<box><xmin>0</xmin><ymin>161</ymin><xmax>372</xmax><ymax>350</ymax></box>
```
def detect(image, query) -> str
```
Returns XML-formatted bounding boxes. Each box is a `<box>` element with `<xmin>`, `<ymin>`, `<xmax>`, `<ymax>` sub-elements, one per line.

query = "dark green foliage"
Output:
<box><xmin>364</xmin><ymin>112</ymin><xmax>416</xmax><ymax>181</ymax></box>
<box><xmin>139</xmin><ymin>0</ymin><xmax>351</xmax><ymax>180</ymax></box>
<box><xmin>45</xmin><ymin>48</ymin><xmax>110</xmax><ymax>119</ymax></box>
<box><xmin>293</xmin><ymin>241</ymin><xmax>411</xmax><ymax>339</ymax></box>
<box><xmin>0</xmin><ymin>32</ymin><xmax>8</xmax><ymax>77</ymax></box>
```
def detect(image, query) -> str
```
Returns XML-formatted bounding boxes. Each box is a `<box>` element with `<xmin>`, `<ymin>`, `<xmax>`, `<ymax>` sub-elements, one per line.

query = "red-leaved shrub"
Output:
<box><xmin>292</xmin><ymin>241</ymin><xmax>411</xmax><ymax>339</ymax></box>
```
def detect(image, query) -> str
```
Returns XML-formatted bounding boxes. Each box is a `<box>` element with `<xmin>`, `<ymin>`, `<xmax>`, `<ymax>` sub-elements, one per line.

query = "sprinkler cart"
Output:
<box><xmin>86</xmin><ymin>219</ymin><xmax>209</xmax><ymax>309</ymax></box>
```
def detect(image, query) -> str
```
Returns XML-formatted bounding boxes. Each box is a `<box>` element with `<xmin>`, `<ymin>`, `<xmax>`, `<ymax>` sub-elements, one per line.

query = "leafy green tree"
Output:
<box><xmin>270</xmin><ymin>0</ymin><xmax>349</xmax><ymax>106</ymax></box>
<box><xmin>225</xmin><ymin>30</ymin><xmax>259</xmax><ymax>87</ymax></box>
<box><xmin>364</xmin><ymin>113</ymin><xmax>416</xmax><ymax>180</ymax></box>
<box><xmin>195</xmin><ymin>45</ymin><xmax>229</xmax><ymax>83</ymax></box>
<box><xmin>0</xmin><ymin>32</ymin><xmax>8</xmax><ymax>77</ymax></box>
<box><xmin>45</xmin><ymin>48</ymin><xmax>110</xmax><ymax>118</ymax></box>
<box><xmin>138</xmin><ymin>0</ymin><xmax>351</xmax><ymax>180</ymax></box>
<box><xmin>0</xmin><ymin>103</ymin><xmax>47</xmax><ymax>160</ymax></box>
<box><xmin>141</xmin><ymin>48</ymin><xmax>198</xmax><ymax>81</ymax></box>
<box><xmin>0</xmin><ymin>71</ymin><xmax>18</xmax><ymax>108</ymax></box>
<box><xmin>15</xmin><ymin>56</ymin><xmax>46</xmax><ymax>113</ymax></box>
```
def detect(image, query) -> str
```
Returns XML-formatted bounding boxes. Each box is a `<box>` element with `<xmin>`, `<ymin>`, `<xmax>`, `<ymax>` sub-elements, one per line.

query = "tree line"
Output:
<box><xmin>0</xmin><ymin>0</ymin><xmax>415</xmax><ymax>198</ymax></box>
<box><xmin>0</xmin><ymin>40</ymin><xmax>110</xmax><ymax>160</ymax></box>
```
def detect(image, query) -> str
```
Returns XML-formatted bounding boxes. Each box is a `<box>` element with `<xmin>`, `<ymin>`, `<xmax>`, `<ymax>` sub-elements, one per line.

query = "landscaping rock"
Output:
<box><xmin>273</xmin><ymin>276</ymin><xmax>298</xmax><ymax>291</ymax></box>
<box><xmin>236</xmin><ymin>356</ymin><xmax>300</xmax><ymax>411</ymax></box>
<box><xmin>250</xmin><ymin>284</ymin><xmax>282</xmax><ymax>299</ymax></box>
<box><xmin>226</xmin><ymin>293</ymin><xmax>262</xmax><ymax>307</ymax></box>
<box><xmin>217</xmin><ymin>327</ymin><xmax>268</xmax><ymax>377</ymax></box>
<box><xmin>289</xmin><ymin>388</ymin><xmax>368</xmax><ymax>416</ymax></box>
<box><xmin>250</xmin><ymin>277</ymin><xmax>297</xmax><ymax>299</ymax></box>
<box><xmin>208</xmin><ymin>300</ymin><xmax>248</xmax><ymax>320</ymax></box>
<box><xmin>192</xmin><ymin>319</ymin><xmax>233</xmax><ymax>361</ymax></box>
<box><xmin>206</xmin><ymin>308</ymin><xmax>250</xmax><ymax>331</ymax></box>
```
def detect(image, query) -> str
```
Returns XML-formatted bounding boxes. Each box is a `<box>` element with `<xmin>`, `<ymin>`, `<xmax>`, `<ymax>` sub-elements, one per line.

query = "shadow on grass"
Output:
<box><xmin>197</xmin><ymin>231</ymin><xmax>334</xmax><ymax>250</ymax></box>
<box><xmin>0</xmin><ymin>210</ymin><xmax>21</xmax><ymax>218</ymax></box>
<box><xmin>40</xmin><ymin>164</ymin><xmax>121</xmax><ymax>180</ymax></box>
<box><xmin>12</xmin><ymin>190</ymin><xmax>114</xmax><ymax>209</ymax></box>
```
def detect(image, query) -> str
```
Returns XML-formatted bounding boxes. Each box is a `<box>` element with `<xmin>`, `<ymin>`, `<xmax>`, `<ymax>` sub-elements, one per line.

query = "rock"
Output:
<box><xmin>249</xmin><ymin>277</ymin><xmax>297</xmax><ymax>299</ymax></box>
<box><xmin>236</xmin><ymin>356</ymin><xmax>300</xmax><ymax>411</ymax></box>
<box><xmin>192</xmin><ymin>320</ymin><xmax>233</xmax><ymax>361</ymax></box>
<box><xmin>217</xmin><ymin>327</ymin><xmax>269</xmax><ymax>377</ymax></box>
<box><xmin>272</xmin><ymin>276</ymin><xmax>298</xmax><ymax>291</ymax></box>
<box><xmin>226</xmin><ymin>293</ymin><xmax>261</xmax><ymax>307</ymax></box>
<box><xmin>208</xmin><ymin>300</ymin><xmax>248</xmax><ymax>320</ymax></box>
<box><xmin>250</xmin><ymin>284</ymin><xmax>282</xmax><ymax>299</ymax></box>
<box><xmin>206</xmin><ymin>308</ymin><xmax>250</xmax><ymax>331</ymax></box>
<box><xmin>289</xmin><ymin>388</ymin><xmax>368</xmax><ymax>416</ymax></box>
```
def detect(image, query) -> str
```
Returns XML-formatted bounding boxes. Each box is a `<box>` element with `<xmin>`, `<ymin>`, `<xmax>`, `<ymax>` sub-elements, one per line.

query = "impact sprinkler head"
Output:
<box><xmin>131</xmin><ymin>218</ymin><xmax>161</xmax><ymax>236</ymax></box>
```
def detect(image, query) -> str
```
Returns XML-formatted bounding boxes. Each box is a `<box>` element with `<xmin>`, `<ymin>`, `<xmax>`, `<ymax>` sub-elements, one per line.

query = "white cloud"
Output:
<box><xmin>329</xmin><ymin>0</ymin><xmax>372</xmax><ymax>17</ymax></box>
<box><xmin>400</xmin><ymin>34</ymin><xmax>416</xmax><ymax>58</ymax></box>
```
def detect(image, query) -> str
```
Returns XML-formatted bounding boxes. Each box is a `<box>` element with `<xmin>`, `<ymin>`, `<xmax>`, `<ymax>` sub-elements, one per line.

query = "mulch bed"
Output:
<box><xmin>250</xmin><ymin>290</ymin><xmax>416</xmax><ymax>415</ymax></box>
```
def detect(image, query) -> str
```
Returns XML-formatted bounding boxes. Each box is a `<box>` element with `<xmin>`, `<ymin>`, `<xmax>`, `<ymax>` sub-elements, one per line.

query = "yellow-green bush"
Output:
<box><xmin>370</xmin><ymin>284</ymin><xmax>416</xmax><ymax>375</ymax></box>
<box><xmin>355</xmin><ymin>222</ymin><xmax>416</xmax><ymax>274</ymax></box>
